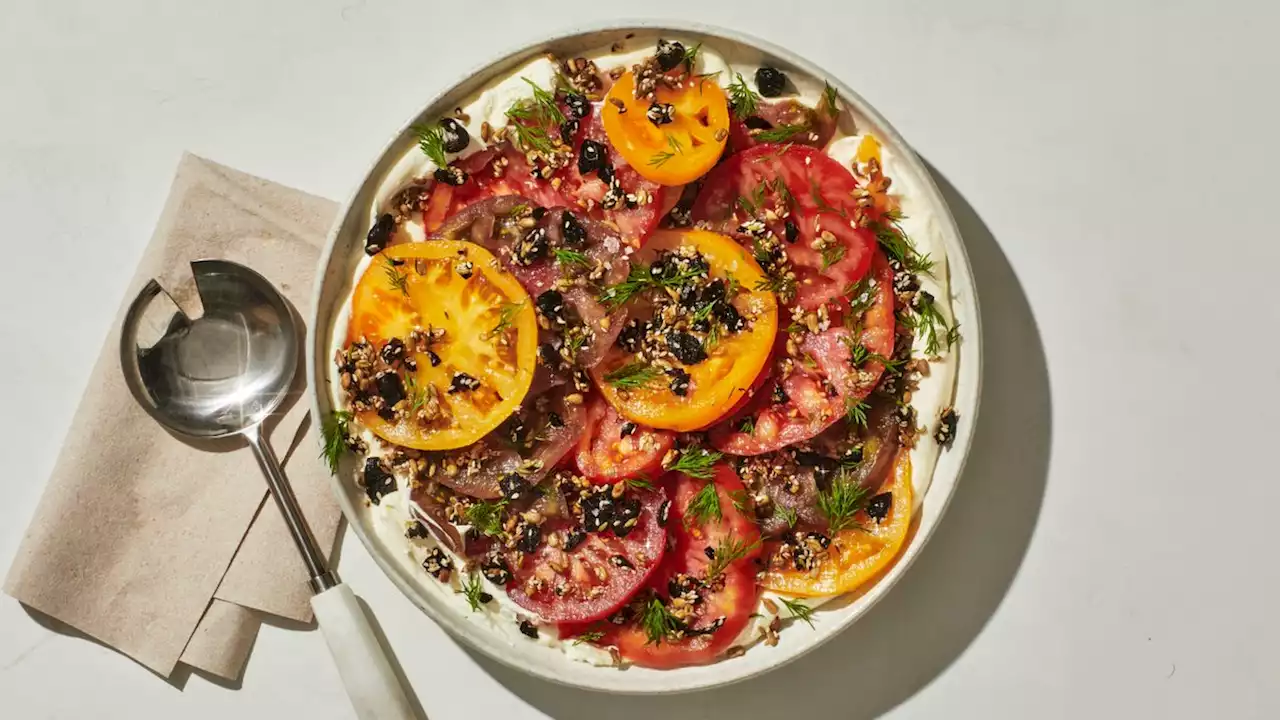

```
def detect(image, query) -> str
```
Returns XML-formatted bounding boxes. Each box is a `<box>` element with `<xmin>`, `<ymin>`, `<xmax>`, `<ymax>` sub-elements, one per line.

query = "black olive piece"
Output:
<box><xmin>700</xmin><ymin>279</ymin><xmax>727</xmax><ymax>305</ymax></box>
<box><xmin>434</xmin><ymin>165</ymin><xmax>468</xmax><ymax>186</ymax></box>
<box><xmin>506</xmin><ymin>416</ymin><xmax>529</xmax><ymax>446</ymax></box>
<box><xmin>578</xmin><ymin>139</ymin><xmax>607</xmax><ymax>175</ymax></box>
<box><xmin>866</xmin><ymin>492</ymin><xmax>893</xmax><ymax>522</ymax></box>
<box><xmin>617</xmin><ymin>318</ymin><xmax>646</xmax><ymax>353</ymax></box>
<box><xmin>657</xmin><ymin>500</ymin><xmax>671</xmax><ymax>527</ymax></box>
<box><xmin>704</xmin><ymin>545</ymin><xmax>716</xmax><ymax>560</ymax></box>
<box><xmin>744</xmin><ymin>116</ymin><xmax>773</xmax><ymax>131</ymax></box>
<box><xmin>516</xmin><ymin>524</ymin><xmax>542</xmax><ymax>553</ymax></box>
<box><xmin>519</xmin><ymin>619</ymin><xmax>539</xmax><ymax>639</ymax></box>
<box><xmin>686</xmin><ymin>255</ymin><xmax>710</xmax><ymax>276</ymax></box>
<box><xmin>375</xmin><ymin>371</ymin><xmax>406</xmax><ymax>407</ymax></box>
<box><xmin>581</xmin><ymin>491</ymin><xmax>616</xmax><ymax>533</ymax></box>
<box><xmin>667</xmin><ymin>331</ymin><xmax>708</xmax><ymax>365</ymax></box>
<box><xmin>609</xmin><ymin>495</ymin><xmax>642</xmax><ymax>537</ymax></box>
<box><xmin>784</xmin><ymin>218</ymin><xmax>800</xmax><ymax>244</ymax></box>
<box><xmin>547</xmin><ymin>411</ymin><xmax>564</xmax><ymax>429</ymax></box>
<box><xmin>421</xmin><ymin>548</ymin><xmax>452</xmax><ymax>577</ymax></box>
<box><xmin>597</xmin><ymin>162</ymin><xmax>615</xmax><ymax>186</ymax></box>
<box><xmin>363</xmin><ymin>457</ymin><xmax>396</xmax><ymax>504</ymax></box>
<box><xmin>480</xmin><ymin>555</ymin><xmax>513</xmax><ymax>585</ymax></box>
<box><xmin>426</xmin><ymin>349</ymin><xmax>441</xmax><ymax>367</ymax></box>
<box><xmin>538</xmin><ymin>342</ymin><xmax>559</xmax><ymax>366</ymax></box>
<box><xmin>500</xmin><ymin>472</ymin><xmax>533</xmax><ymax>502</ymax></box>
<box><xmin>841</xmin><ymin>445</ymin><xmax>864</xmax><ymax>466</ymax></box>
<box><xmin>667</xmin><ymin>367</ymin><xmax>692</xmax><ymax>397</ymax></box>
<box><xmin>440</xmin><ymin>117</ymin><xmax>470</xmax><ymax>153</ymax></box>
<box><xmin>771</xmin><ymin>385</ymin><xmax>789</xmax><ymax>404</ymax></box>
<box><xmin>560</xmin><ymin>119</ymin><xmax>579</xmax><ymax>145</ymax></box>
<box><xmin>532</xmin><ymin>206</ymin><xmax>547</xmax><ymax>220</ymax></box>
<box><xmin>478</xmin><ymin>592</ymin><xmax>493</xmax><ymax>604</ymax></box>
<box><xmin>380</xmin><ymin>337</ymin><xmax>406</xmax><ymax>365</ymax></box>
<box><xmin>610</xmin><ymin>554</ymin><xmax>635</xmax><ymax>570</ymax></box>
<box><xmin>564</xmin><ymin>92</ymin><xmax>590</xmax><ymax>119</ymax></box>
<box><xmin>620</xmin><ymin>422</ymin><xmax>637</xmax><ymax>438</ymax></box>
<box><xmin>514</xmin><ymin>226</ymin><xmax>550</xmax><ymax>265</ymax></box>
<box><xmin>365</xmin><ymin>213</ymin><xmax>394</xmax><ymax>255</ymax></box>
<box><xmin>649</xmin><ymin>257</ymin><xmax>669</xmax><ymax>279</ymax></box>
<box><xmin>406</xmin><ymin>522</ymin><xmax>430</xmax><ymax>540</ymax></box>
<box><xmin>536</xmin><ymin>289</ymin><xmax>565</xmax><ymax>320</ymax></box>
<box><xmin>561</xmin><ymin>211</ymin><xmax>587</xmax><ymax>246</ymax></box>
<box><xmin>692</xmin><ymin>318</ymin><xmax>711</xmax><ymax>333</ymax></box>
<box><xmin>655</xmin><ymin>38</ymin><xmax>685</xmax><ymax>72</ymax></box>
<box><xmin>564</xmin><ymin>526</ymin><xmax>587</xmax><ymax>551</ymax></box>
<box><xmin>755</xmin><ymin>66</ymin><xmax>787</xmax><ymax>97</ymax></box>
<box><xmin>678</xmin><ymin>283</ymin><xmax>701</xmax><ymax>309</ymax></box>
<box><xmin>715</xmin><ymin>303</ymin><xmax>745</xmax><ymax>333</ymax></box>
<box><xmin>447</xmin><ymin>372</ymin><xmax>480</xmax><ymax>394</ymax></box>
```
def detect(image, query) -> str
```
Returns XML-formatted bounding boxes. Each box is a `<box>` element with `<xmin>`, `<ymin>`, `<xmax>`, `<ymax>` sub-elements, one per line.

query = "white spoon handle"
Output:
<box><xmin>311</xmin><ymin>583</ymin><xmax>418</xmax><ymax>720</ymax></box>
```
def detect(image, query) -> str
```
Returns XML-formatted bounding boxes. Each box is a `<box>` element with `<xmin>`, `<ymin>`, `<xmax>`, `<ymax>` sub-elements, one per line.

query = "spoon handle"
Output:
<box><xmin>244</xmin><ymin>425</ymin><xmax>332</xmax><ymax>587</ymax></box>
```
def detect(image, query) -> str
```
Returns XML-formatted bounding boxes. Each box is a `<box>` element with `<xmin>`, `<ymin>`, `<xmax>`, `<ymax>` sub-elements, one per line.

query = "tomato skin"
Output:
<box><xmin>507</xmin><ymin>486</ymin><xmax>667</xmax><ymax>623</ymax></box>
<box><xmin>575</xmin><ymin>396</ymin><xmax>675</xmax><ymax>483</ymax></box>
<box><xmin>602</xmin><ymin>71</ymin><xmax>730</xmax><ymax>186</ymax></box>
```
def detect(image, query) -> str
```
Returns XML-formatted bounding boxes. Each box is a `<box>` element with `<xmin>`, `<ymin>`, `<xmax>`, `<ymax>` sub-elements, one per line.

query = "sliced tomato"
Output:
<box><xmin>710</xmin><ymin>248</ymin><xmax>896</xmax><ymax>455</ymax></box>
<box><xmin>761</xmin><ymin>450</ymin><xmax>913</xmax><ymax>597</ymax></box>
<box><xmin>507</xmin><ymin>486</ymin><xmax>667</xmax><ymax>623</ymax></box>
<box><xmin>691</xmin><ymin>144</ymin><xmax>875</xmax><ymax>310</ymax></box>
<box><xmin>726</xmin><ymin>99</ymin><xmax>837</xmax><ymax>155</ymax></box>
<box><xmin>592</xmin><ymin>464</ymin><xmax>762</xmax><ymax>668</ymax></box>
<box><xmin>591</xmin><ymin>229</ymin><xmax>779</xmax><ymax>432</ymax></box>
<box><xmin>575</xmin><ymin>395</ymin><xmax>675</xmax><ymax>483</ymax></box>
<box><xmin>602</xmin><ymin>71</ymin><xmax>730</xmax><ymax>186</ymax></box>
<box><xmin>347</xmin><ymin>240</ymin><xmax>537</xmax><ymax>450</ymax></box>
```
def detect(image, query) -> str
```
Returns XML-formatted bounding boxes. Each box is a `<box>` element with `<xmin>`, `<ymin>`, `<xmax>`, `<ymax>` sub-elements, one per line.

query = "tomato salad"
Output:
<box><xmin>326</xmin><ymin>36</ymin><xmax>960</xmax><ymax>669</ymax></box>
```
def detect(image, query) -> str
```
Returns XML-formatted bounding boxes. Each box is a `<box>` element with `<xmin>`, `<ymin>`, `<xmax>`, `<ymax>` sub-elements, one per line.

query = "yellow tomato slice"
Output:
<box><xmin>602</xmin><ymin>71</ymin><xmax>730</xmax><ymax>186</ymax></box>
<box><xmin>591</xmin><ymin>229</ymin><xmax>778</xmax><ymax>432</ymax></box>
<box><xmin>761</xmin><ymin>451</ymin><xmax>914</xmax><ymax>597</ymax></box>
<box><xmin>347</xmin><ymin>240</ymin><xmax>537</xmax><ymax>450</ymax></box>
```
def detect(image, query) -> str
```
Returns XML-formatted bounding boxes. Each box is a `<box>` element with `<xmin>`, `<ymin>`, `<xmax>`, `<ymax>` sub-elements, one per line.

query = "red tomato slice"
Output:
<box><xmin>709</xmin><ymin>249</ymin><xmax>896</xmax><ymax>455</ymax></box>
<box><xmin>691</xmin><ymin>144</ymin><xmax>875</xmax><ymax>310</ymax></box>
<box><xmin>506</xmin><ymin>486</ymin><xmax>667</xmax><ymax>624</ymax></box>
<box><xmin>575</xmin><ymin>395</ymin><xmax>675</xmax><ymax>483</ymax></box>
<box><xmin>726</xmin><ymin>99</ymin><xmax>837</xmax><ymax>155</ymax></box>
<box><xmin>580</xmin><ymin>464</ymin><xmax>762</xmax><ymax>668</ymax></box>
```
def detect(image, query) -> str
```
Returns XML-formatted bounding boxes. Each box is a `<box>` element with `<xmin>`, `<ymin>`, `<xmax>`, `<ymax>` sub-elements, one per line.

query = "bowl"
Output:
<box><xmin>306</xmin><ymin>19</ymin><xmax>982</xmax><ymax>694</ymax></box>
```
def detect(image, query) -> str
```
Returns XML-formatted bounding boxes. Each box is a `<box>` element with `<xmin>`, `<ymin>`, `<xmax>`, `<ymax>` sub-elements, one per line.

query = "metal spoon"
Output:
<box><xmin>120</xmin><ymin>259</ymin><xmax>416</xmax><ymax>720</ymax></box>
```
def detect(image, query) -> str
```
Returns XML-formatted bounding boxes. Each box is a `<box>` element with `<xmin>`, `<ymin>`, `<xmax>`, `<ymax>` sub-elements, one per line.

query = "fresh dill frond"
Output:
<box><xmin>626</xmin><ymin>476</ymin><xmax>655</xmax><ymax>491</ymax></box>
<box><xmin>727</xmin><ymin>72</ymin><xmax>760</xmax><ymax>118</ymax></box>
<box><xmin>902</xmin><ymin>291</ymin><xmax>958</xmax><ymax>356</ymax></box>
<box><xmin>383</xmin><ymin>257</ymin><xmax>410</xmax><ymax>297</ymax></box>
<box><xmin>843</xmin><ymin>276</ymin><xmax>877</xmax><ymax>317</ymax></box>
<box><xmin>684</xmin><ymin>481</ymin><xmax>722</xmax><ymax>527</ymax></box>
<box><xmin>404</xmin><ymin>375</ymin><xmax>431</xmax><ymax>414</ymax></box>
<box><xmin>641</xmin><ymin>597</ymin><xmax>683</xmax><ymax>646</ymax></box>
<box><xmin>573</xmin><ymin>629</ymin><xmax>606</xmax><ymax>645</ymax></box>
<box><xmin>320</xmin><ymin>410</ymin><xmax>353</xmax><ymax>474</ymax></box>
<box><xmin>840</xmin><ymin>335</ymin><xmax>906</xmax><ymax>372</ymax></box>
<box><xmin>649</xmin><ymin>134</ymin><xmax>684</xmax><ymax>168</ymax></box>
<box><xmin>682</xmin><ymin>42</ymin><xmax>702</xmax><ymax>71</ymax></box>
<box><xmin>510</xmin><ymin>77</ymin><xmax>565</xmax><ymax>126</ymax></box>
<box><xmin>844</xmin><ymin>397</ymin><xmax>871</xmax><ymax>428</ymax></box>
<box><xmin>820</xmin><ymin>242</ymin><xmax>846</xmax><ymax>270</ymax></box>
<box><xmin>599</xmin><ymin>262</ymin><xmax>701</xmax><ymax>309</ymax></box>
<box><xmin>412</xmin><ymin>123</ymin><xmax>448</xmax><ymax>167</ymax></box>
<box><xmin>821</xmin><ymin>81</ymin><xmax>840</xmax><ymax>119</ymax></box>
<box><xmin>505</xmin><ymin>121</ymin><xmax>557</xmax><ymax>155</ymax></box>
<box><xmin>553</xmin><ymin>248</ymin><xmax>590</xmax><ymax>267</ymax></box>
<box><xmin>603</xmin><ymin>361</ymin><xmax>662</xmax><ymax>390</ymax></box>
<box><xmin>461</xmin><ymin>572</ymin><xmax>487</xmax><ymax>612</ymax></box>
<box><xmin>485</xmin><ymin>300</ymin><xmax>526</xmax><ymax>340</ymax></box>
<box><xmin>754</xmin><ymin>272</ymin><xmax>797</xmax><ymax>300</ymax></box>
<box><xmin>464</xmin><ymin>499</ymin><xmax>508</xmax><ymax>537</ymax></box>
<box><xmin>738</xmin><ymin>415</ymin><xmax>756</xmax><ymax>434</ymax></box>
<box><xmin>753</xmin><ymin>123</ymin><xmax>809</xmax><ymax>143</ymax></box>
<box><xmin>808</xmin><ymin>175</ymin><xmax>846</xmax><ymax>217</ymax></box>
<box><xmin>771</xmin><ymin>177</ymin><xmax>796</xmax><ymax>209</ymax></box>
<box><xmin>773</xmin><ymin>504</ymin><xmax>799</xmax><ymax>528</ymax></box>
<box><xmin>874</xmin><ymin>215</ymin><xmax>934</xmax><ymax>275</ymax></box>
<box><xmin>694</xmin><ymin>71</ymin><xmax>722</xmax><ymax>93</ymax></box>
<box><xmin>817</xmin><ymin>469</ymin><xmax>870</xmax><ymax>533</ymax></box>
<box><xmin>667</xmin><ymin>446</ymin><xmax>723</xmax><ymax>480</ymax></box>
<box><xmin>704</xmin><ymin>534</ymin><xmax>760</xmax><ymax>581</ymax></box>
<box><xmin>778</xmin><ymin>596</ymin><xmax>815</xmax><ymax>628</ymax></box>
<box><xmin>728</xmin><ymin>489</ymin><xmax>751</xmax><ymax>515</ymax></box>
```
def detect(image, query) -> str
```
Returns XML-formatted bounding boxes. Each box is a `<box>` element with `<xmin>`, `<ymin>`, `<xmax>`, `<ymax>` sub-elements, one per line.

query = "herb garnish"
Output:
<box><xmin>667</xmin><ymin>446</ymin><xmax>723</xmax><ymax>479</ymax></box>
<box><xmin>727</xmin><ymin>73</ymin><xmax>760</xmax><ymax>118</ymax></box>
<box><xmin>573</xmin><ymin>629</ymin><xmax>606</xmax><ymax>645</ymax></box>
<box><xmin>648</xmin><ymin>134</ymin><xmax>684</xmax><ymax>168</ymax></box>
<box><xmin>843</xmin><ymin>276</ymin><xmax>877</xmax><ymax>317</ymax></box>
<box><xmin>599</xmin><ymin>262</ymin><xmax>703</xmax><ymax>309</ymax></box>
<box><xmin>640</xmin><ymin>597</ymin><xmax>683</xmax><ymax>645</ymax></box>
<box><xmin>816</xmin><ymin>470</ymin><xmax>870</xmax><ymax>533</ymax></box>
<box><xmin>684</xmin><ymin>481</ymin><xmax>722</xmax><ymax>527</ymax></box>
<box><xmin>844</xmin><ymin>397</ymin><xmax>871</xmax><ymax>428</ymax></box>
<box><xmin>902</xmin><ymin>291</ymin><xmax>958</xmax><ymax>356</ymax></box>
<box><xmin>553</xmin><ymin>248</ymin><xmax>590</xmax><ymax>267</ymax></box>
<box><xmin>603</xmin><ymin>361</ymin><xmax>662</xmax><ymax>390</ymax></box>
<box><xmin>504</xmin><ymin>78</ymin><xmax>565</xmax><ymax>154</ymax></box>
<box><xmin>682</xmin><ymin>42</ymin><xmax>702</xmax><ymax>72</ymax></box>
<box><xmin>839</xmin><ymin>335</ymin><xmax>905</xmax><ymax>372</ymax></box>
<box><xmin>413</xmin><ymin>123</ymin><xmax>448</xmax><ymax>167</ymax></box>
<box><xmin>773</xmin><ymin>504</ymin><xmax>799</xmax><ymax>528</ymax></box>
<box><xmin>820</xmin><ymin>242</ymin><xmax>846</xmax><ymax>270</ymax></box>
<box><xmin>875</xmin><ymin>211</ymin><xmax>934</xmax><ymax>275</ymax></box>
<box><xmin>820</xmin><ymin>81</ymin><xmax>840</xmax><ymax>119</ymax></box>
<box><xmin>753</xmin><ymin>123</ymin><xmax>809</xmax><ymax>143</ymax></box>
<box><xmin>485</xmin><ymin>300</ymin><xmax>526</xmax><ymax>340</ymax></box>
<box><xmin>320</xmin><ymin>410</ymin><xmax>353</xmax><ymax>474</ymax></box>
<box><xmin>461</xmin><ymin>571</ymin><xmax>487</xmax><ymax>612</ymax></box>
<box><xmin>626</xmin><ymin>476</ymin><xmax>655</xmax><ymax>491</ymax></box>
<box><xmin>464</xmin><ymin>499</ymin><xmax>508</xmax><ymax>537</ymax></box>
<box><xmin>778</xmin><ymin>596</ymin><xmax>815</xmax><ymax>628</ymax></box>
<box><xmin>738</xmin><ymin>415</ymin><xmax>756</xmax><ymax>434</ymax></box>
<box><xmin>808</xmin><ymin>175</ymin><xmax>846</xmax><ymax>217</ymax></box>
<box><xmin>383</xmin><ymin>257</ymin><xmax>410</xmax><ymax>297</ymax></box>
<box><xmin>705</xmin><ymin>534</ymin><xmax>760</xmax><ymax>581</ymax></box>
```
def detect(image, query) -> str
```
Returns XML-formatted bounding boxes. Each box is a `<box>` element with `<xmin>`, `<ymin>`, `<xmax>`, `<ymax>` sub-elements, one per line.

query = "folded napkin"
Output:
<box><xmin>3</xmin><ymin>154</ymin><xmax>342</xmax><ymax>681</ymax></box>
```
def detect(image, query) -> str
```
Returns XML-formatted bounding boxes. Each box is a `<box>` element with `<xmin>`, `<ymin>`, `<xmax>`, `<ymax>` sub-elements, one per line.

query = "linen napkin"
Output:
<box><xmin>3</xmin><ymin>153</ymin><xmax>343</xmax><ymax>681</ymax></box>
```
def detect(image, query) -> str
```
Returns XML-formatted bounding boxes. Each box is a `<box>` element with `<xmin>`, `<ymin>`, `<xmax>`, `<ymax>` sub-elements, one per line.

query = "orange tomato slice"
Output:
<box><xmin>761</xmin><ymin>450</ymin><xmax>914</xmax><ymax>597</ymax></box>
<box><xmin>347</xmin><ymin>240</ymin><xmax>537</xmax><ymax>450</ymax></box>
<box><xmin>601</xmin><ymin>71</ymin><xmax>730</xmax><ymax>186</ymax></box>
<box><xmin>591</xmin><ymin>229</ymin><xmax>778</xmax><ymax>432</ymax></box>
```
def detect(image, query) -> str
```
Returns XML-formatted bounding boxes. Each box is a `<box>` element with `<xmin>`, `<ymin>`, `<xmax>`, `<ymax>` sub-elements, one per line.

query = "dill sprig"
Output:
<box><xmin>820</xmin><ymin>81</ymin><xmax>840</xmax><ymax>119</ymax></box>
<box><xmin>684</xmin><ymin>481</ymin><xmax>722</xmax><ymax>527</ymax></box>
<box><xmin>843</xmin><ymin>276</ymin><xmax>878</xmax><ymax>317</ymax></box>
<box><xmin>383</xmin><ymin>257</ymin><xmax>410</xmax><ymax>297</ymax></box>
<box><xmin>808</xmin><ymin>175</ymin><xmax>846</xmax><ymax>217</ymax></box>
<box><xmin>902</xmin><ymin>291</ymin><xmax>958</xmax><ymax>356</ymax></box>
<box><xmin>682</xmin><ymin>42</ymin><xmax>702</xmax><ymax>72</ymax></box>
<box><xmin>461</xmin><ymin>571</ymin><xmax>487</xmax><ymax>612</ymax></box>
<box><xmin>840</xmin><ymin>335</ymin><xmax>905</xmax><ymax>372</ymax></box>
<box><xmin>820</xmin><ymin>242</ymin><xmax>846</xmax><ymax>270</ymax></box>
<box><xmin>778</xmin><ymin>596</ymin><xmax>815</xmax><ymax>628</ymax></box>
<box><xmin>504</xmin><ymin>78</ymin><xmax>565</xmax><ymax>155</ymax></box>
<box><xmin>754</xmin><ymin>272</ymin><xmax>797</xmax><ymax>300</ymax></box>
<box><xmin>694</xmin><ymin>71</ymin><xmax>722</xmax><ymax>93</ymax></box>
<box><xmin>648</xmin><ymin>134</ymin><xmax>684</xmax><ymax>168</ymax></box>
<box><xmin>599</xmin><ymin>262</ymin><xmax>702</xmax><ymax>309</ymax></box>
<box><xmin>727</xmin><ymin>73</ymin><xmax>760</xmax><ymax>118</ymax></box>
<box><xmin>817</xmin><ymin>469</ymin><xmax>870</xmax><ymax>534</ymax></box>
<box><xmin>404</xmin><ymin>375</ymin><xmax>430</xmax><ymax>415</ymax></box>
<box><xmin>667</xmin><ymin>446</ymin><xmax>723</xmax><ymax>479</ymax></box>
<box><xmin>704</xmin><ymin>534</ymin><xmax>760</xmax><ymax>581</ymax></box>
<box><xmin>320</xmin><ymin>410</ymin><xmax>353</xmax><ymax>474</ymax></box>
<box><xmin>641</xmin><ymin>597</ymin><xmax>683</xmax><ymax>646</ymax></box>
<box><xmin>738</xmin><ymin>415</ymin><xmax>756</xmax><ymax>434</ymax></box>
<box><xmin>573</xmin><ymin>629</ymin><xmax>606</xmax><ymax>645</ymax></box>
<box><xmin>754</xmin><ymin>123</ymin><xmax>809</xmax><ymax>144</ymax></box>
<box><xmin>773</xmin><ymin>504</ymin><xmax>799</xmax><ymax>528</ymax></box>
<box><xmin>603</xmin><ymin>361</ymin><xmax>662</xmax><ymax>390</ymax></box>
<box><xmin>485</xmin><ymin>300</ymin><xmax>526</xmax><ymax>340</ymax></box>
<box><xmin>875</xmin><ymin>212</ymin><xmax>934</xmax><ymax>275</ymax></box>
<box><xmin>772</xmin><ymin>177</ymin><xmax>796</xmax><ymax>209</ymax></box>
<box><xmin>626</xmin><ymin>476</ymin><xmax>655</xmax><ymax>490</ymax></box>
<box><xmin>844</xmin><ymin>397</ymin><xmax>871</xmax><ymax>428</ymax></box>
<box><xmin>553</xmin><ymin>248</ymin><xmax>590</xmax><ymax>267</ymax></box>
<box><xmin>412</xmin><ymin>123</ymin><xmax>448</xmax><ymax>167</ymax></box>
<box><xmin>464</xmin><ymin>499</ymin><xmax>508</xmax><ymax>537</ymax></box>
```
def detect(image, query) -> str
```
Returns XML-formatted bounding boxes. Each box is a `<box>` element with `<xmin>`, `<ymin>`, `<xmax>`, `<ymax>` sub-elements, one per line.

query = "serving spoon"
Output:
<box><xmin>120</xmin><ymin>259</ymin><xmax>416</xmax><ymax>720</ymax></box>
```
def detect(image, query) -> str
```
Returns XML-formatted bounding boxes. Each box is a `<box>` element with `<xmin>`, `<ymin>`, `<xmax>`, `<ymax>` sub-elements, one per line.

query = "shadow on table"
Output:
<box><xmin>467</xmin><ymin>163</ymin><xmax>1054</xmax><ymax>718</ymax></box>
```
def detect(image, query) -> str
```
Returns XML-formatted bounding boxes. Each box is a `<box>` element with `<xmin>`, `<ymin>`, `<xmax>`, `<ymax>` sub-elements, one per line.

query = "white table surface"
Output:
<box><xmin>3</xmin><ymin>1</ymin><xmax>1277</xmax><ymax>717</ymax></box>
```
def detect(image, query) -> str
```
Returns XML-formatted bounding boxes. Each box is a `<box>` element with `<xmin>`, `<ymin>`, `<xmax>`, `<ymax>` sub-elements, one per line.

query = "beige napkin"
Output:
<box><xmin>3</xmin><ymin>153</ymin><xmax>342</xmax><ymax>681</ymax></box>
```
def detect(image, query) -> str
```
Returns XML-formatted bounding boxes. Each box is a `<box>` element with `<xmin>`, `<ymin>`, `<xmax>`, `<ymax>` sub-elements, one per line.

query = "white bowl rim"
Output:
<box><xmin>306</xmin><ymin>17</ymin><xmax>984</xmax><ymax>695</ymax></box>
